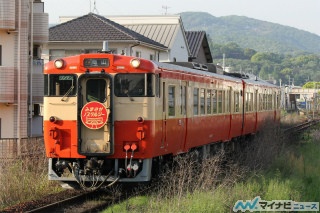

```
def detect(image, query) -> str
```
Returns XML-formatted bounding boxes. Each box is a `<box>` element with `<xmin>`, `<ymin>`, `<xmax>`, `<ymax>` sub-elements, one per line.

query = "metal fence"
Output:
<box><xmin>0</xmin><ymin>137</ymin><xmax>44</xmax><ymax>159</ymax></box>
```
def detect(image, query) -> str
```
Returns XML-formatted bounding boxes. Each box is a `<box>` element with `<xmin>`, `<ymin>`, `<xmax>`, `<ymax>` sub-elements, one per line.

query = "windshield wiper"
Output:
<box><xmin>61</xmin><ymin>80</ymin><xmax>74</xmax><ymax>102</ymax></box>
<box><xmin>124</xmin><ymin>90</ymin><xmax>134</xmax><ymax>102</ymax></box>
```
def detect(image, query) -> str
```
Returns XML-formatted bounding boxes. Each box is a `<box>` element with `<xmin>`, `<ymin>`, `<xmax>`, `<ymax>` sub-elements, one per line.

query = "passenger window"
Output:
<box><xmin>245</xmin><ymin>93</ymin><xmax>249</xmax><ymax>112</ymax></box>
<box><xmin>200</xmin><ymin>89</ymin><xmax>205</xmax><ymax>115</ymax></box>
<box><xmin>234</xmin><ymin>91</ymin><xmax>240</xmax><ymax>113</ymax></box>
<box><xmin>207</xmin><ymin>90</ymin><xmax>212</xmax><ymax>114</ymax></box>
<box><xmin>168</xmin><ymin>86</ymin><xmax>175</xmax><ymax>116</ymax></box>
<box><xmin>218</xmin><ymin>90</ymin><xmax>223</xmax><ymax>113</ymax></box>
<box><xmin>268</xmin><ymin>94</ymin><xmax>272</xmax><ymax>110</ymax></box>
<box><xmin>212</xmin><ymin>90</ymin><xmax>217</xmax><ymax>114</ymax></box>
<box><xmin>249</xmin><ymin>93</ymin><xmax>253</xmax><ymax>111</ymax></box>
<box><xmin>226</xmin><ymin>90</ymin><xmax>230</xmax><ymax>113</ymax></box>
<box><xmin>193</xmin><ymin>88</ymin><xmax>199</xmax><ymax>115</ymax></box>
<box><xmin>180</xmin><ymin>85</ymin><xmax>186</xmax><ymax>115</ymax></box>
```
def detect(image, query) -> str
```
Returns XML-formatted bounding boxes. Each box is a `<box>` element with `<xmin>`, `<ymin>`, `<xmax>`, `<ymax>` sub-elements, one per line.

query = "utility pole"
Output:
<box><xmin>162</xmin><ymin>5</ymin><xmax>170</xmax><ymax>15</ymax></box>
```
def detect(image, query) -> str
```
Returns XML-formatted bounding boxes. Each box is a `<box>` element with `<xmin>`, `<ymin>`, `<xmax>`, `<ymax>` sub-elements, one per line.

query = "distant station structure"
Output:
<box><xmin>283</xmin><ymin>86</ymin><xmax>320</xmax><ymax>117</ymax></box>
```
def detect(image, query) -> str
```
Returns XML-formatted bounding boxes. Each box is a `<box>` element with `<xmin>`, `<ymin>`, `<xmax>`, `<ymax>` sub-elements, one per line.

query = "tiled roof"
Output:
<box><xmin>122</xmin><ymin>24</ymin><xmax>178</xmax><ymax>48</ymax></box>
<box><xmin>49</xmin><ymin>13</ymin><xmax>167</xmax><ymax>50</ymax></box>
<box><xmin>185</xmin><ymin>31</ymin><xmax>213</xmax><ymax>63</ymax></box>
<box><xmin>108</xmin><ymin>16</ymin><xmax>185</xmax><ymax>49</ymax></box>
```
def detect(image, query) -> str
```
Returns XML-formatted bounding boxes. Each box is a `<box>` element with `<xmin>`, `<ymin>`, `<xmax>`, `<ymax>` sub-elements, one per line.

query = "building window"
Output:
<box><xmin>136</xmin><ymin>51</ymin><xmax>141</xmax><ymax>58</ymax></box>
<box><xmin>65</xmin><ymin>49</ymin><xmax>81</xmax><ymax>57</ymax></box>
<box><xmin>49</xmin><ymin>49</ymin><xmax>65</xmax><ymax>61</ymax></box>
<box><xmin>0</xmin><ymin>45</ymin><xmax>2</xmax><ymax>66</ymax></box>
<box><xmin>150</xmin><ymin>54</ymin><xmax>155</xmax><ymax>60</ymax></box>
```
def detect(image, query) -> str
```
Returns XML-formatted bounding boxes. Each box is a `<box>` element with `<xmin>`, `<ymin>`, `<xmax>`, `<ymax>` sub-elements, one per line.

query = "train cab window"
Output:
<box><xmin>193</xmin><ymin>88</ymin><xmax>199</xmax><ymax>115</ymax></box>
<box><xmin>207</xmin><ymin>90</ymin><xmax>212</xmax><ymax>114</ymax></box>
<box><xmin>200</xmin><ymin>89</ymin><xmax>205</xmax><ymax>115</ymax></box>
<box><xmin>86</xmin><ymin>79</ymin><xmax>106</xmax><ymax>102</ymax></box>
<box><xmin>168</xmin><ymin>86</ymin><xmax>175</xmax><ymax>116</ymax></box>
<box><xmin>115</xmin><ymin>73</ymin><xmax>155</xmax><ymax>97</ymax></box>
<box><xmin>44</xmin><ymin>74</ymin><xmax>77</xmax><ymax>96</ymax></box>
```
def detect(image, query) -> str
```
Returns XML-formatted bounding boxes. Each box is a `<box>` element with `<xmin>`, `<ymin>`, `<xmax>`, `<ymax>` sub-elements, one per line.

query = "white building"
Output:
<box><xmin>0</xmin><ymin>0</ymin><xmax>48</xmax><ymax>139</ymax></box>
<box><xmin>107</xmin><ymin>15</ymin><xmax>190</xmax><ymax>62</ymax></box>
<box><xmin>49</xmin><ymin>14</ymin><xmax>190</xmax><ymax>63</ymax></box>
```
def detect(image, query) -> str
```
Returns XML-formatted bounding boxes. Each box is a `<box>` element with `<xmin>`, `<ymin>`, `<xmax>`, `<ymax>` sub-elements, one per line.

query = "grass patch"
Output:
<box><xmin>0</xmin><ymin>145</ymin><xmax>63</xmax><ymax>210</ymax></box>
<box><xmin>102</xmin><ymin>119</ymin><xmax>320</xmax><ymax>213</ymax></box>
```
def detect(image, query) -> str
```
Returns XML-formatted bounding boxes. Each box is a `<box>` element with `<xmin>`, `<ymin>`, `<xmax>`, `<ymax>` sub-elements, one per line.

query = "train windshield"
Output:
<box><xmin>44</xmin><ymin>74</ymin><xmax>77</xmax><ymax>97</ymax></box>
<box><xmin>114</xmin><ymin>73</ymin><xmax>155</xmax><ymax>97</ymax></box>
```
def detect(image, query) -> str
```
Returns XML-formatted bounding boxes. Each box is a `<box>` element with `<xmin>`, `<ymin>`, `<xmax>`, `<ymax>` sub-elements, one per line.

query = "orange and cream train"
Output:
<box><xmin>44</xmin><ymin>52</ymin><xmax>280</xmax><ymax>189</ymax></box>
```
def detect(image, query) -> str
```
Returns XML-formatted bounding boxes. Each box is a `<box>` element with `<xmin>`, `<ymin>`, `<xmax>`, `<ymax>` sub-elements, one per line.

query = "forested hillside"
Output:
<box><xmin>180</xmin><ymin>12</ymin><xmax>320</xmax><ymax>86</ymax></box>
<box><xmin>180</xmin><ymin>12</ymin><xmax>320</xmax><ymax>55</ymax></box>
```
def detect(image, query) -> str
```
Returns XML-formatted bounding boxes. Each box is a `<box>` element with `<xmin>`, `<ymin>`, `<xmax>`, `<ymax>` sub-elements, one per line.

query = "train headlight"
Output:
<box><xmin>130</xmin><ymin>58</ymin><xmax>140</xmax><ymax>68</ymax></box>
<box><xmin>137</xmin><ymin>116</ymin><xmax>144</xmax><ymax>123</ymax></box>
<box><xmin>54</xmin><ymin>59</ymin><xmax>65</xmax><ymax>69</ymax></box>
<box><xmin>49</xmin><ymin>116</ymin><xmax>58</xmax><ymax>123</ymax></box>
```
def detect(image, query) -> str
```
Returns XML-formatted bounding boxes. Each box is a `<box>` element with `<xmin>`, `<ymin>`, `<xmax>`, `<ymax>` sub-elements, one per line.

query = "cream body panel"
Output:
<box><xmin>43</xmin><ymin>97</ymin><xmax>78</xmax><ymax>120</ymax></box>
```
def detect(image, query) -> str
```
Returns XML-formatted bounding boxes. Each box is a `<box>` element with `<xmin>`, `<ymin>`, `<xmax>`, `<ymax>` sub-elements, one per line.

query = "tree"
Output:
<box><xmin>302</xmin><ymin>82</ymin><xmax>320</xmax><ymax>89</ymax></box>
<box><xmin>243</xmin><ymin>48</ymin><xmax>257</xmax><ymax>59</ymax></box>
<box><xmin>280</xmin><ymin>68</ymin><xmax>293</xmax><ymax>76</ymax></box>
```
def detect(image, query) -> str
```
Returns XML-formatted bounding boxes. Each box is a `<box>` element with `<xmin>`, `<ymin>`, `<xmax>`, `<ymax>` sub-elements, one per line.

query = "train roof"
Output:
<box><xmin>153</xmin><ymin>61</ymin><xmax>279</xmax><ymax>88</ymax></box>
<box><xmin>153</xmin><ymin>61</ymin><xmax>242</xmax><ymax>83</ymax></box>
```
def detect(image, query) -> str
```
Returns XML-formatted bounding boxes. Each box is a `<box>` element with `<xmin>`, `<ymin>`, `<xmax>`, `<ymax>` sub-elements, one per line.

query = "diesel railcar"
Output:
<box><xmin>43</xmin><ymin>52</ymin><xmax>280</xmax><ymax>189</ymax></box>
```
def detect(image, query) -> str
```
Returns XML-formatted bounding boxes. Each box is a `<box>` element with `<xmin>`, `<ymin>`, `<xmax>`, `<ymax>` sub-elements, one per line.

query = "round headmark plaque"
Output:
<box><xmin>81</xmin><ymin>101</ymin><xmax>108</xmax><ymax>129</ymax></box>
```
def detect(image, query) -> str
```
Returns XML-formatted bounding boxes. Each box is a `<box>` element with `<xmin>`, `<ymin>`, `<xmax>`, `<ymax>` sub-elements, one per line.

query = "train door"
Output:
<box><xmin>179</xmin><ymin>82</ymin><xmax>187</xmax><ymax>152</ymax></box>
<box><xmin>78</xmin><ymin>74</ymin><xmax>113</xmax><ymax>156</ymax></box>
<box><xmin>161</xmin><ymin>82</ymin><xmax>166</xmax><ymax>149</ymax></box>
<box><xmin>162</xmin><ymin>81</ymin><xmax>187</xmax><ymax>153</ymax></box>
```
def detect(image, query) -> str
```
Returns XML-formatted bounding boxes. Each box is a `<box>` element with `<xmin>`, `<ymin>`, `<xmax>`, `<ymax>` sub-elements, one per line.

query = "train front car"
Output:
<box><xmin>44</xmin><ymin>54</ymin><xmax>158</xmax><ymax>189</ymax></box>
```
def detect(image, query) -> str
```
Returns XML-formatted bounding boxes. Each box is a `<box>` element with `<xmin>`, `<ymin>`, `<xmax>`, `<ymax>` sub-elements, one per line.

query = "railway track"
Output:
<box><xmin>2</xmin><ymin>183</ymin><xmax>142</xmax><ymax>213</ymax></box>
<box><xmin>283</xmin><ymin>119</ymin><xmax>320</xmax><ymax>134</ymax></box>
<box><xmin>23</xmin><ymin>188</ymin><xmax>128</xmax><ymax>213</ymax></box>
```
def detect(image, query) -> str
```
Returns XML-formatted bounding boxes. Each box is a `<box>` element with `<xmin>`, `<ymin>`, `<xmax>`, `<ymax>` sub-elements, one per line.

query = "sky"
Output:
<box><xmin>44</xmin><ymin>0</ymin><xmax>320</xmax><ymax>36</ymax></box>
